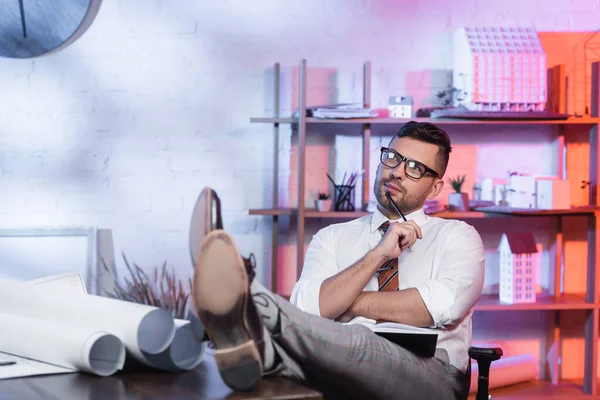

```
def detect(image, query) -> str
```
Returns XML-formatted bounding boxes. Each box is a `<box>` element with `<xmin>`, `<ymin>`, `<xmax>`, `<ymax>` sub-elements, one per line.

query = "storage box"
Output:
<box><xmin>536</xmin><ymin>179</ymin><xmax>571</xmax><ymax>210</ymax></box>
<box><xmin>509</xmin><ymin>176</ymin><xmax>537</xmax><ymax>208</ymax></box>
<box><xmin>388</xmin><ymin>96</ymin><xmax>412</xmax><ymax>118</ymax></box>
<box><xmin>481</xmin><ymin>178</ymin><xmax>507</xmax><ymax>202</ymax></box>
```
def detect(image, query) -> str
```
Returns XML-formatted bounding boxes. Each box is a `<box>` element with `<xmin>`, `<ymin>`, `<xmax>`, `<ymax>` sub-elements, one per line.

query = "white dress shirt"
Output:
<box><xmin>289</xmin><ymin>206</ymin><xmax>485</xmax><ymax>373</ymax></box>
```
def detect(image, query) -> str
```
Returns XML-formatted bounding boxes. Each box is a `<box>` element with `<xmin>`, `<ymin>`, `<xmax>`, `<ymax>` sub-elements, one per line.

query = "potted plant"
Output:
<box><xmin>448</xmin><ymin>175</ymin><xmax>469</xmax><ymax>211</ymax></box>
<box><xmin>102</xmin><ymin>253</ymin><xmax>192</xmax><ymax>319</ymax></box>
<box><xmin>315</xmin><ymin>191</ymin><xmax>332</xmax><ymax>212</ymax></box>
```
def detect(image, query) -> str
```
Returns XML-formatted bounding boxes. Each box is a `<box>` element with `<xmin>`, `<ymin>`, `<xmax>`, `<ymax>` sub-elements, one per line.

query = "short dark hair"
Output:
<box><xmin>392</xmin><ymin>121</ymin><xmax>452</xmax><ymax>177</ymax></box>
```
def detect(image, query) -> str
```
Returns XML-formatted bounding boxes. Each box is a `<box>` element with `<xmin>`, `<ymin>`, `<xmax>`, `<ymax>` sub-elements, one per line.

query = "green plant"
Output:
<box><xmin>102</xmin><ymin>252</ymin><xmax>192</xmax><ymax>319</ymax></box>
<box><xmin>448</xmin><ymin>175</ymin><xmax>467</xmax><ymax>193</ymax></box>
<box><xmin>317</xmin><ymin>191</ymin><xmax>330</xmax><ymax>200</ymax></box>
<box><xmin>436</xmin><ymin>83</ymin><xmax>466</xmax><ymax>107</ymax></box>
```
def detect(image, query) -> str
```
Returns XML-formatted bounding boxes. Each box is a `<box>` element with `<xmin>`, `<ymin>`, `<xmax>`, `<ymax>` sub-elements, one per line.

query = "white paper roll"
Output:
<box><xmin>138</xmin><ymin>319</ymin><xmax>207</xmax><ymax>372</ymax></box>
<box><xmin>0</xmin><ymin>312</ymin><xmax>125</xmax><ymax>376</ymax></box>
<box><xmin>0</xmin><ymin>278</ymin><xmax>174</xmax><ymax>361</ymax></box>
<box><xmin>469</xmin><ymin>354</ymin><xmax>539</xmax><ymax>393</ymax></box>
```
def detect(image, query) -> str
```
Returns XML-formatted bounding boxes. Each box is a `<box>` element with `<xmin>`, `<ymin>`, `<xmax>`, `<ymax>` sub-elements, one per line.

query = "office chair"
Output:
<box><xmin>468</xmin><ymin>346</ymin><xmax>503</xmax><ymax>400</ymax></box>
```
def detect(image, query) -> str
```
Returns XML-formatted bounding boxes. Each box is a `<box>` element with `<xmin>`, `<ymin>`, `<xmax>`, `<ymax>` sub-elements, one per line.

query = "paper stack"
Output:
<box><xmin>292</xmin><ymin>103</ymin><xmax>378</xmax><ymax>119</ymax></box>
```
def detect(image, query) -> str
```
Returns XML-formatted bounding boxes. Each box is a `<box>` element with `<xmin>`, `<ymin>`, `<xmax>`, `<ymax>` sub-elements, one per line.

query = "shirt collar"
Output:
<box><xmin>369</xmin><ymin>206</ymin><xmax>428</xmax><ymax>233</ymax></box>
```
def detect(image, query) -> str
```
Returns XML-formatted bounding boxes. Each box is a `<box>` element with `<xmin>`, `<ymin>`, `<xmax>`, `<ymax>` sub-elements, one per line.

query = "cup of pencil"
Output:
<box><xmin>328</xmin><ymin>172</ymin><xmax>358</xmax><ymax>212</ymax></box>
<box><xmin>334</xmin><ymin>184</ymin><xmax>355</xmax><ymax>211</ymax></box>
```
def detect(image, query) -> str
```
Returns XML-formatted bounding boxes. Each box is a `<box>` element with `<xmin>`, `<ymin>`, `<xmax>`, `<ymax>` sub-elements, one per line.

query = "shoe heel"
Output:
<box><xmin>214</xmin><ymin>340</ymin><xmax>263</xmax><ymax>391</ymax></box>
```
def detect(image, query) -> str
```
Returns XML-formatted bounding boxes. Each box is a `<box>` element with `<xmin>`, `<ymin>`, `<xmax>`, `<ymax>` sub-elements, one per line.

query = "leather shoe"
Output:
<box><xmin>192</xmin><ymin>230</ymin><xmax>265</xmax><ymax>391</ymax></box>
<box><xmin>189</xmin><ymin>186</ymin><xmax>256</xmax><ymax>274</ymax></box>
<box><xmin>189</xmin><ymin>186</ymin><xmax>223</xmax><ymax>267</ymax></box>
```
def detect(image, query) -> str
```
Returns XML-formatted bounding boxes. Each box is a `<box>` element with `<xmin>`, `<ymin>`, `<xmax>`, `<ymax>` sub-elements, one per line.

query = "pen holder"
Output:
<box><xmin>334</xmin><ymin>185</ymin><xmax>355</xmax><ymax>211</ymax></box>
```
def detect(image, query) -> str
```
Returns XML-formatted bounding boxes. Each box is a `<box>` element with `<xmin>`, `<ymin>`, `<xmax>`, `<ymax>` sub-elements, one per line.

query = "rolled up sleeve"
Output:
<box><xmin>416</xmin><ymin>224</ymin><xmax>485</xmax><ymax>328</ymax></box>
<box><xmin>290</xmin><ymin>227</ymin><xmax>338</xmax><ymax>316</ymax></box>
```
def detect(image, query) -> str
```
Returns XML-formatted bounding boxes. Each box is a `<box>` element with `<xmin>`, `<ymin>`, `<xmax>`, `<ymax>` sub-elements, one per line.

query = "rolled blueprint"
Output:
<box><xmin>469</xmin><ymin>354</ymin><xmax>538</xmax><ymax>393</ymax></box>
<box><xmin>0</xmin><ymin>278</ymin><xmax>175</xmax><ymax>363</ymax></box>
<box><xmin>0</xmin><ymin>312</ymin><xmax>125</xmax><ymax>377</ymax></box>
<box><xmin>138</xmin><ymin>319</ymin><xmax>207</xmax><ymax>372</ymax></box>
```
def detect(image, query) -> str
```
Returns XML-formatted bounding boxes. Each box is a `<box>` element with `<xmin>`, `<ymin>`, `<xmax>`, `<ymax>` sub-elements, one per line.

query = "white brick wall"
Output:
<box><xmin>0</xmin><ymin>0</ymin><xmax>599</xmax><ymax>290</ymax></box>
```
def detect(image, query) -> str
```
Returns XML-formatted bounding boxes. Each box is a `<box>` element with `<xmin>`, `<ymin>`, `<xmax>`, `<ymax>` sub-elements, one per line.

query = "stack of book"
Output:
<box><xmin>293</xmin><ymin>103</ymin><xmax>377</xmax><ymax>119</ymax></box>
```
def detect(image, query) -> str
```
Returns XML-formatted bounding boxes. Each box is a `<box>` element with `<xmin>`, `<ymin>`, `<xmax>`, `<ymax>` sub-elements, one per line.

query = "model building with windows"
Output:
<box><xmin>453</xmin><ymin>27</ymin><xmax>547</xmax><ymax>112</ymax></box>
<box><xmin>498</xmin><ymin>232</ymin><xmax>539</xmax><ymax>304</ymax></box>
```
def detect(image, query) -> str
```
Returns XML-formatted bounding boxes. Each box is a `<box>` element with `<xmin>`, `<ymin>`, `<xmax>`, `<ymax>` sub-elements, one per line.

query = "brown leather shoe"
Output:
<box><xmin>242</xmin><ymin>253</ymin><xmax>256</xmax><ymax>284</ymax></box>
<box><xmin>189</xmin><ymin>187</ymin><xmax>223</xmax><ymax>267</ymax></box>
<box><xmin>189</xmin><ymin>186</ymin><xmax>256</xmax><ymax>279</ymax></box>
<box><xmin>192</xmin><ymin>230</ymin><xmax>264</xmax><ymax>392</ymax></box>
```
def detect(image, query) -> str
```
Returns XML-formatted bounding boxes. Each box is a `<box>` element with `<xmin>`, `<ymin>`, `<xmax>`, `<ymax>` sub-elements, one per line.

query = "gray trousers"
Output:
<box><xmin>266</xmin><ymin>295</ymin><xmax>470</xmax><ymax>400</ymax></box>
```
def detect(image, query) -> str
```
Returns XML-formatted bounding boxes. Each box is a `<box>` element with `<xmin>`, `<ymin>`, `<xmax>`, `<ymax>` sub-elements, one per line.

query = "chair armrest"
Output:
<box><xmin>468</xmin><ymin>346</ymin><xmax>503</xmax><ymax>400</ymax></box>
<box><xmin>468</xmin><ymin>347</ymin><xmax>503</xmax><ymax>362</ymax></box>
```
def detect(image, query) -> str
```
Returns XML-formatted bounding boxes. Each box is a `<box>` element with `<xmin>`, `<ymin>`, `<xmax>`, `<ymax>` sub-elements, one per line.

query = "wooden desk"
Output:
<box><xmin>0</xmin><ymin>352</ymin><xmax>322</xmax><ymax>400</ymax></box>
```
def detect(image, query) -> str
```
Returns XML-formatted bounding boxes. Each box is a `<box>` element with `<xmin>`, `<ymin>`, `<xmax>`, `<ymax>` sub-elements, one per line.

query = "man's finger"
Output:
<box><xmin>407</xmin><ymin>220</ymin><xmax>423</xmax><ymax>239</ymax></box>
<box><xmin>396</xmin><ymin>223</ymin><xmax>421</xmax><ymax>241</ymax></box>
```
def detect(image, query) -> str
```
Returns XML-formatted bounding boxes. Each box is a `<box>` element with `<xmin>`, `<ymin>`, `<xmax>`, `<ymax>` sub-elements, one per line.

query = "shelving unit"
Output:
<box><xmin>249</xmin><ymin>59</ymin><xmax>600</xmax><ymax>397</ymax></box>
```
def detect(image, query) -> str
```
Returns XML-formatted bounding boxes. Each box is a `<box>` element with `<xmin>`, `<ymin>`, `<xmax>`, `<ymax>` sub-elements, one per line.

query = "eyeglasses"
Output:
<box><xmin>380</xmin><ymin>147</ymin><xmax>440</xmax><ymax>179</ymax></box>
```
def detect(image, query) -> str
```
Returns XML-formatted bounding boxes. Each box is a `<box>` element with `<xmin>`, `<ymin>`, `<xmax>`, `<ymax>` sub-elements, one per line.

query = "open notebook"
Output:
<box><xmin>370</xmin><ymin>322</ymin><xmax>438</xmax><ymax>357</ymax></box>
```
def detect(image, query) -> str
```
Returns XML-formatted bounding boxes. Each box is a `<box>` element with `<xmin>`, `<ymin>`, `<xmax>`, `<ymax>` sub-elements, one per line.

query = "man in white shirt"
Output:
<box><xmin>192</xmin><ymin>121</ymin><xmax>484</xmax><ymax>400</ymax></box>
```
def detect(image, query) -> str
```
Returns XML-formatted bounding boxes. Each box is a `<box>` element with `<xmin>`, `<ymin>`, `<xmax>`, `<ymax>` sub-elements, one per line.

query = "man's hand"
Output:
<box><xmin>373</xmin><ymin>221</ymin><xmax>422</xmax><ymax>261</ymax></box>
<box><xmin>334</xmin><ymin>308</ymin><xmax>355</xmax><ymax>323</ymax></box>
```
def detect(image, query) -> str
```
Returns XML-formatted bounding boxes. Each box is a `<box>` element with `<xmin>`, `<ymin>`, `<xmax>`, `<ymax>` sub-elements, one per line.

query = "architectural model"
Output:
<box><xmin>453</xmin><ymin>27</ymin><xmax>547</xmax><ymax>112</ymax></box>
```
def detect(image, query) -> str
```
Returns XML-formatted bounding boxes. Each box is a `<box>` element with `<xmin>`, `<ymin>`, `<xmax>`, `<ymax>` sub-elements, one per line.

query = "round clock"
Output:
<box><xmin>0</xmin><ymin>0</ymin><xmax>103</xmax><ymax>59</ymax></box>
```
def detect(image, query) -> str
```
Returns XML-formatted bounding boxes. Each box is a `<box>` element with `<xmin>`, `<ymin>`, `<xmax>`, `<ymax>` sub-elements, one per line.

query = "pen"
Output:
<box><xmin>0</xmin><ymin>361</ymin><xmax>16</xmax><ymax>367</ymax></box>
<box><xmin>385</xmin><ymin>191</ymin><xmax>407</xmax><ymax>222</ymax></box>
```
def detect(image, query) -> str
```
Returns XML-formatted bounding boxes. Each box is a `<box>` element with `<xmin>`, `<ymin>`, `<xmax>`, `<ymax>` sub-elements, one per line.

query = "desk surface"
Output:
<box><xmin>0</xmin><ymin>352</ymin><xmax>322</xmax><ymax>400</ymax></box>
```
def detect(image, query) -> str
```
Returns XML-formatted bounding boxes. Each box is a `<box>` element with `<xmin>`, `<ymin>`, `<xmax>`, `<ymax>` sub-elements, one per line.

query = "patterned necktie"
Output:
<box><xmin>377</xmin><ymin>221</ymin><xmax>399</xmax><ymax>291</ymax></box>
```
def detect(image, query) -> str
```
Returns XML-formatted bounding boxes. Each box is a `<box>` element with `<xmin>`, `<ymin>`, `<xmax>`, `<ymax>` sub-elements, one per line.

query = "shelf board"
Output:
<box><xmin>275</xmin><ymin>294</ymin><xmax>594</xmax><ymax>312</ymax></box>
<box><xmin>248</xmin><ymin>208</ymin><xmax>482</xmax><ymax>219</ymax></box>
<box><xmin>249</xmin><ymin>208</ymin><xmax>371</xmax><ymax>218</ymax></box>
<box><xmin>249</xmin><ymin>208</ymin><xmax>295</xmax><ymax>216</ymax></box>
<box><xmin>428</xmin><ymin>210</ymin><xmax>488</xmax><ymax>219</ymax></box>
<box><xmin>251</xmin><ymin>117</ymin><xmax>297</xmax><ymax>124</ymax></box>
<box><xmin>474</xmin><ymin>293</ymin><xmax>594</xmax><ymax>311</ymax></box>
<box><xmin>474</xmin><ymin>205</ymin><xmax>600</xmax><ymax>216</ymax></box>
<box><xmin>248</xmin><ymin>208</ymin><xmax>600</xmax><ymax>219</ymax></box>
<box><xmin>250</xmin><ymin>116</ymin><xmax>600</xmax><ymax>125</ymax></box>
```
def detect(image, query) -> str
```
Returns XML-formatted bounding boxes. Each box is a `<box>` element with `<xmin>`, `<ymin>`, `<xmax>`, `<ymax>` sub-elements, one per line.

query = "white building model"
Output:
<box><xmin>453</xmin><ymin>27</ymin><xmax>547</xmax><ymax>112</ymax></box>
<box><xmin>498</xmin><ymin>232</ymin><xmax>539</xmax><ymax>304</ymax></box>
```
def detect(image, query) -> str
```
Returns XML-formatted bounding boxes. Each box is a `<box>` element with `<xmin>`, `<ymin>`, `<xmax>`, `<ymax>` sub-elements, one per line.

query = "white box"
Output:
<box><xmin>388</xmin><ymin>96</ymin><xmax>412</xmax><ymax>118</ymax></box>
<box><xmin>509</xmin><ymin>176</ymin><xmax>537</xmax><ymax>208</ymax></box>
<box><xmin>536</xmin><ymin>179</ymin><xmax>571</xmax><ymax>210</ymax></box>
<box><xmin>494</xmin><ymin>184</ymin><xmax>510</xmax><ymax>205</ymax></box>
<box><xmin>481</xmin><ymin>178</ymin><xmax>507</xmax><ymax>202</ymax></box>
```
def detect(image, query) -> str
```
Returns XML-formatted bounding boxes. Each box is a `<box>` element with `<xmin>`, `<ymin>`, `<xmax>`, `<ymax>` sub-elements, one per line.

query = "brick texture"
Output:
<box><xmin>0</xmin><ymin>0</ymin><xmax>598</xmax><ymax>292</ymax></box>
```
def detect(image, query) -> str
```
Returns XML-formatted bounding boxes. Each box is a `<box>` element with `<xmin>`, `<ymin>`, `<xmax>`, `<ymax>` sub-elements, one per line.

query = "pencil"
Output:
<box><xmin>385</xmin><ymin>192</ymin><xmax>407</xmax><ymax>222</ymax></box>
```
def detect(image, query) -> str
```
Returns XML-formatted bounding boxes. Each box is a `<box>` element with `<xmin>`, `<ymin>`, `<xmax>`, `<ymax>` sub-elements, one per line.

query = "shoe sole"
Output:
<box><xmin>193</xmin><ymin>230</ymin><xmax>262</xmax><ymax>391</ymax></box>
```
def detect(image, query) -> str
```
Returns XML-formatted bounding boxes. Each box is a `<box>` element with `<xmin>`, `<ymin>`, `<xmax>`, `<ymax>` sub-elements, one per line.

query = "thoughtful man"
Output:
<box><xmin>192</xmin><ymin>121</ymin><xmax>485</xmax><ymax>400</ymax></box>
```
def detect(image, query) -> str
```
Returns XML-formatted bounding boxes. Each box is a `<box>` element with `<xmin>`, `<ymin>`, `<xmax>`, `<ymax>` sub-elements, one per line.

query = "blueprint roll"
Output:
<box><xmin>469</xmin><ymin>354</ymin><xmax>539</xmax><ymax>393</ymax></box>
<box><xmin>0</xmin><ymin>312</ymin><xmax>125</xmax><ymax>377</ymax></box>
<box><xmin>0</xmin><ymin>278</ymin><xmax>175</xmax><ymax>363</ymax></box>
<box><xmin>137</xmin><ymin>319</ymin><xmax>207</xmax><ymax>372</ymax></box>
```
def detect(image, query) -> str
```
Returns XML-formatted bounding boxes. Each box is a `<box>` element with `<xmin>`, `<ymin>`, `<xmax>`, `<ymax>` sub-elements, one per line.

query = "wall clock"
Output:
<box><xmin>0</xmin><ymin>0</ymin><xmax>103</xmax><ymax>59</ymax></box>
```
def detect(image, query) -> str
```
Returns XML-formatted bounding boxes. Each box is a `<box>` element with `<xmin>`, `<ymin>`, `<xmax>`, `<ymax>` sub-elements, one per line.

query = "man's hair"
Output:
<box><xmin>393</xmin><ymin>121</ymin><xmax>452</xmax><ymax>177</ymax></box>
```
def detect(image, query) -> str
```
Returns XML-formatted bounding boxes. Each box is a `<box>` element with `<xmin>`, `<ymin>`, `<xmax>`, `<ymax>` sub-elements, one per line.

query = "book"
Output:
<box><xmin>370</xmin><ymin>322</ymin><xmax>438</xmax><ymax>357</ymax></box>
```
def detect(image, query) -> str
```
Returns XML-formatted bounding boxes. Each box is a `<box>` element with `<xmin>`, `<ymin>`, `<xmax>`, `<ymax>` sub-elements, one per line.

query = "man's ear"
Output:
<box><xmin>428</xmin><ymin>179</ymin><xmax>444</xmax><ymax>199</ymax></box>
